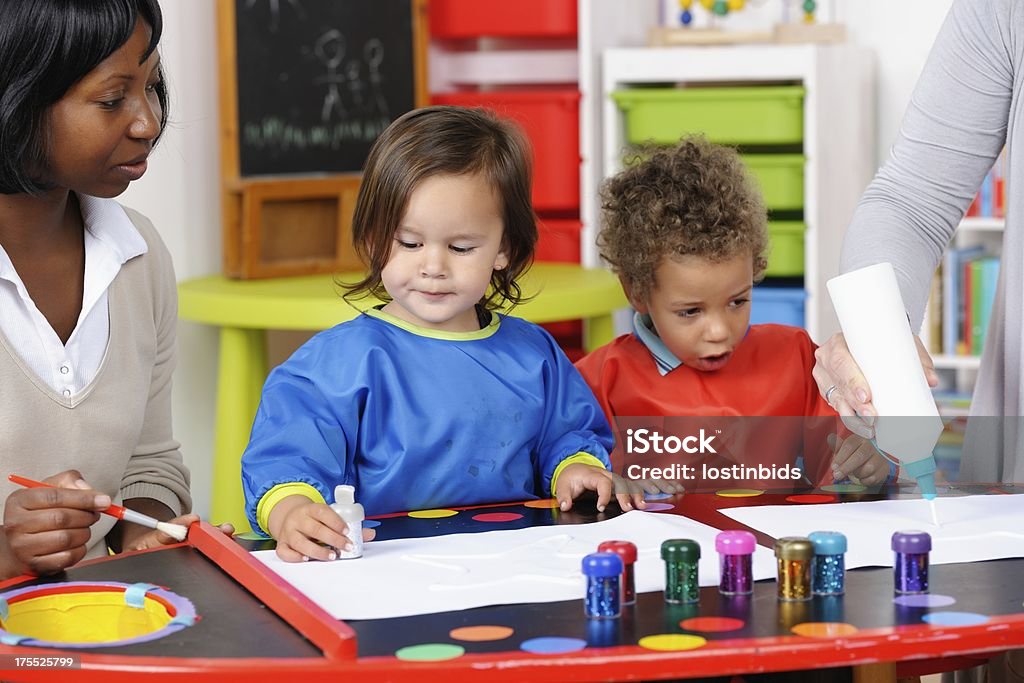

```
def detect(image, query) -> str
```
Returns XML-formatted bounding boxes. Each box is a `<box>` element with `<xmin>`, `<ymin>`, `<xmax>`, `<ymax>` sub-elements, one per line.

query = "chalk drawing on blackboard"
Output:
<box><xmin>313</xmin><ymin>29</ymin><xmax>348</xmax><ymax>122</ymax></box>
<box><xmin>243</xmin><ymin>0</ymin><xmax>305</xmax><ymax>33</ymax></box>
<box><xmin>365</xmin><ymin>39</ymin><xmax>391</xmax><ymax>122</ymax></box>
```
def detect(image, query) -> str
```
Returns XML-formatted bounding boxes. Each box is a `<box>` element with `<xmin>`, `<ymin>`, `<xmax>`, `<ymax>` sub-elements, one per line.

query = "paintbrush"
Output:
<box><xmin>8</xmin><ymin>474</ymin><xmax>188</xmax><ymax>541</ymax></box>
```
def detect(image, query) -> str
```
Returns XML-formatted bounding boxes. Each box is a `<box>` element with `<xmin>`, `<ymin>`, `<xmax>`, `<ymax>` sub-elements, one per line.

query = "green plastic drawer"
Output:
<box><xmin>765</xmin><ymin>221</ymin><xmax>805</xmax><ymax>277</ymax></box>
<box><xmin>743</xmin><ymin>154</ymin><xmax>804</xmax><ymax>211</ymax></box>
<box><xmin>612</xmin><ymin>86</ymin><xmax>805</xmax><ymax>146</ymax></box>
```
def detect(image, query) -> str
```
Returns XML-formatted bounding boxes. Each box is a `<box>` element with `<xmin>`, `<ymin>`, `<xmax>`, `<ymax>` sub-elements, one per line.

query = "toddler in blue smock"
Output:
<box><xmin>241</xmin><ymin>106</ymin><xmax>645</xmax><ymax>562</ymax></box>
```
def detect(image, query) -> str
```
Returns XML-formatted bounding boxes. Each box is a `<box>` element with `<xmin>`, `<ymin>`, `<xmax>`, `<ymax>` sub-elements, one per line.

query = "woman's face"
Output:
<box><xmin>44</xmin><ymin>20</ymin><xmax>162</xmax><ymax>197</ymax></box>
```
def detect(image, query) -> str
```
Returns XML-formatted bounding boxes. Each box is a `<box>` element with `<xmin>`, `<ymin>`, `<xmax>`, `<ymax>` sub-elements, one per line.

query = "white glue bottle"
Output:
<box><xmin>330</xmin><ymin>484</ymin><xmax>365</xmax><ymax>559</ymax></box>
<box><xmin>827</xmin><ymin>263</ymin><xmax>943</xmax><ymax>500</ymax></box>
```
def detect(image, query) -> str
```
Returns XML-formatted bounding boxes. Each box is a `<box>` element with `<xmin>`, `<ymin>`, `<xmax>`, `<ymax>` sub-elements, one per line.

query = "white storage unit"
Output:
<box><xmin>588</xmin><ymin>44</ymin><xmax>875</xmax><ymax>343</ymax></box>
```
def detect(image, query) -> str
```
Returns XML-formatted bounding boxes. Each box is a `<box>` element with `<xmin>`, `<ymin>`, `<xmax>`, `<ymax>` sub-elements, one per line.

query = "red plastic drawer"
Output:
<box><xmin>536</xmin><ymin>218</ymin><xmax>581</xmax><ymax>263</ymax></box>
<box><xmin>431</xmin><ymin>90</ymin><xmax>581</xmax><ymax>212</ymax></box>
<box><xmin>429</xmin><ymin>0</ymin><xmax>578</xmax><ymax>39</ymax></box>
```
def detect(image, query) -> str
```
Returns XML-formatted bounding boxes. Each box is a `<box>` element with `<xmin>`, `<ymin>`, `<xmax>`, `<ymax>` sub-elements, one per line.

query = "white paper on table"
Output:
<box><xmin>253</xmin><ymin>510</ymin><xmax>775</xmax><ymax>620</ymax></box>
<box><xmin>721</xmin><ymin>494</ymin><xmax>1024</xmax><ymax>568</ymax></box>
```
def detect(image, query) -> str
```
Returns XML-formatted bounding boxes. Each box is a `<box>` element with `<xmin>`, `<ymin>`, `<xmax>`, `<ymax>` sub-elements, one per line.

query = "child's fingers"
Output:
<box><xmin>834</xmin><ymin>441</ymin><xmax>878</xmax><ymax>480</ymax></box>
<box><xmin>848</xmin><ymin>452</ymin><xmax>890</xmax><ymax>486</ymax></box>
<box><xmin>829</xmin><ymin>434</ymin><xmax>862</xmax><ymax>477</ymax></box>
<box><xmin>275</xmin><ymin>541</ymin><xmax>308</xmax><ymax>563</ymax></box>
<box><xmin>593</xmin><ymin>473</ymin><xmax>613</xmax><ymax>512</ymax></box>
<box><xmin>556</xmin><ymin>479</ymin><xmax>578</xmax><ymax>512</ymax></box>
<box><xmin>282</xmin><ymin>528</ymin><xmax>338</xmax><ymax>562</ymax></box>
<box><xmin>362</xmin><ymin>527</ymin><xmax>376</xmax><ymax>543</ymax></box>
<box><xmin>303</xmin><ymin>507</ymin><xmax>352</xmax><ymax>551</ymax></box>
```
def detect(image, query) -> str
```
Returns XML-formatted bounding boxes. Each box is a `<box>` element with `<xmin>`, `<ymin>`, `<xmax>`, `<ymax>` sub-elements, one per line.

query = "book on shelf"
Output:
<box><xmin>965</xmin><ymin>148</ymin><xmax>1007</xmax><ymax>219</ymax></box>
<box><xmin>934</xmin><ymin>247</ymin><xmax>998</xmax><ymax>357</ymax></box>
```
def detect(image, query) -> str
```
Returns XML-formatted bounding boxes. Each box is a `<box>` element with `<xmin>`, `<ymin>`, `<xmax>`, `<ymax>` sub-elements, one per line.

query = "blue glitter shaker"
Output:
<box><xmin>582</xmin><ymin>552</ymin><xmax>623</xmax><ymax>619</ymax></box>
<box><xmin>892</xmin><ymin>530</ymin><xmax>931</xmax><ymax>594</ymax></box>
<box><xmin>808</xmin><ymin>531</ymin><xmax>847</xmax><ymax>596</ymax></box>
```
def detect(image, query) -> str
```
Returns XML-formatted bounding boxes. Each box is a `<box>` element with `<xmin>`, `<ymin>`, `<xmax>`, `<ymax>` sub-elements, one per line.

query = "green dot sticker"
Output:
<box><xmin>394</xmin><ymin>643</ymin><xmax>465</xmax><ymax>661</ymax></box>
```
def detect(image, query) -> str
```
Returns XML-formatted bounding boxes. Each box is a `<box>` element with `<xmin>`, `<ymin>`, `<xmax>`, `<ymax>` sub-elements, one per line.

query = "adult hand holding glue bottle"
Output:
<box><xmin>821</xmin><ymin>263</ymin><xmax>943</xmax><ymax>512</ymax></box>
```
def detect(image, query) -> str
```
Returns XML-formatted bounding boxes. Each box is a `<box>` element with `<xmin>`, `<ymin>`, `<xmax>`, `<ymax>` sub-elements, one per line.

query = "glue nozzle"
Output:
<box><xmin>901</xmin><ymin>457</ymin><xmax>937</xmax><ymax>500</ymax></box>
<box><xmin>335</xmin><ymin>484</ymin><xmax>355</xmax><ymax>505</ymax></box>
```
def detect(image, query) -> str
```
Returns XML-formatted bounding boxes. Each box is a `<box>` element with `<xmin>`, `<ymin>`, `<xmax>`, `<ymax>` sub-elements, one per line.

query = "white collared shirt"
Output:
<box><xmin>0</xmin><ymin>195</ymin><xmax>148</xmax><ymax>398</ymax></box>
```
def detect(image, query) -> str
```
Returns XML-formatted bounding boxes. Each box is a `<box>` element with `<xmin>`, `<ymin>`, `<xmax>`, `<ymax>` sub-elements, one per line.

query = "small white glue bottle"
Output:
<box><xmin>329</xmin><ymin>484</ymin><xmax>365</xmax><ymax>559</ymax></box>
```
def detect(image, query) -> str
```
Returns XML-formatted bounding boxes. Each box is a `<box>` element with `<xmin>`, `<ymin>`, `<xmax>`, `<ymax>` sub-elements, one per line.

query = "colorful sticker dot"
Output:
<box><xmin>471</xmin><ymin>512</ymin><xmax>523</xmax><ymax>523</ymax></box>
<box><xmin>785</xmin><ymin>494</ymin><xmax>838</xmax><ymax>504</ymax></box>
<box><xmin>821</xmin><ymin>484</ymin><xmax>867</xmax><ymax>494</ymax></box>
<box><xmin>408</xmin><ymin>509</ymin><xmax>459</xmax><ymax>519</ymax></box>
<box><xmin>680</xmin><ymin>617</ymin><xmax>745</xmax><ymax>632</ymax></box>
<box><xmin>644</xmin><ymin>492</ymin><xmax>673</xmax><ymax>501</ymax></box>
<box><xmin>791</xmin><ymin>622</ymin><xmax>859</xmax><ymax>638</ymax></box>
<box><xmin>893</xmin><ymin>594</ymin><xmax>956</xmax><ymax>608</ymax></box>
<box><xmin>641</xmin><ymin>502</ymin><xmax>675</xmax><ymax>512</ymax></box>
<box><xmin>449</xmin><ymin>625</ymin><xmax>514</xmax><ymax>642</ymax></box>
<box><xmin>716</xmin><ymin>489</ymin><xmax>765</xmax><ymax>498</ymax></box>
<box><xmin>922</xmin><ymin>612</ymin><xmax>990</xmax><ymax>627</ymax></box>
<box><xmin>524</xmin><ymin>499</ymin><xmax>560</xmax><ymax>509</ymax></box>
<box><xmin>520</xmin><ymin>637</ymin><xmax>587</xmax><ymax>654</ymax></box>
<box><xmin>638</xmin><ymin>634</ymin><xmax>707</xmax><ymax>651</ymax></box>
<box><xmin>363</xmin><ymin>519</ymin><xmax>381</xmax><ymax>529</ymax></box>
<box><xmin>394</xmin><ymin>643</ymin><xmax>465</xmax><ymax>661</ymax></box>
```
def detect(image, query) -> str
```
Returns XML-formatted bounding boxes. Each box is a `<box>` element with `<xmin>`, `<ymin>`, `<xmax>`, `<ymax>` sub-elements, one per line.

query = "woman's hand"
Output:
<box><xmin>0</xmin><ymin>470</ymin><xmax>109</xmax><ymax>577</ymax></box>
<box><xmin>120</xmin><ymin>513</ymin><xmax>235</xmax><ymax>552</ymax></box>
<box><xmin>268</xmin><ymin>495</ymin><xmax>375</xmax><ymax>563</ymax></box>
<box><xmin>812</xmin><ymin>332</ymin><xmax>939</xmax><ymax>437</ymax></box>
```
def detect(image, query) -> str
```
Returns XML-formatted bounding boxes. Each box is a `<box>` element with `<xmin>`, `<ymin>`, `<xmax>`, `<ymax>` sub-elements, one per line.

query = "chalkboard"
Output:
<box><xmin>231</xmin><ymin>0</ymin><xmax>423</xmax><ymax>176</ymax></box>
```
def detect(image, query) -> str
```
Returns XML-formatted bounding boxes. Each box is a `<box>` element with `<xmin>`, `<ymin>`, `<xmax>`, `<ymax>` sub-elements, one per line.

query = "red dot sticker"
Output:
<box><xmin>472</xmin><ymin>512</ymin><xmax>523</xmax><ymax>523</ymax></box>
<box><xmin>680</xmin><ymin>617</ymin><xmax>745</xmax><ymax>632</ymax></box>
<box><xmin>786</xmin><ymin>494</ymin><xmax>838</xmax><ymax>504</ymax></box>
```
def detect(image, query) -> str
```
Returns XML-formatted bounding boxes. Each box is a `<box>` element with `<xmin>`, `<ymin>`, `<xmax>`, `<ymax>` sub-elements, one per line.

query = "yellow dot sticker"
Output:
<box><xmin>524</xmin><ymin>499</ymin><xmax>560</xmax><ymax>509</ymax></box>
<box><xmin>408</xmin><ymin>509</ymin><xmax>459</xmax><ymax>519</ymax></box>
<box><xmin>716</xmin><ymin>489</ymin><xmax>765</xmax><ymax>498</ymax></box>
<box><xmin>638</xmin><ymin>634</ymin><xmax>707</xmax><ymax>651</ymax></box>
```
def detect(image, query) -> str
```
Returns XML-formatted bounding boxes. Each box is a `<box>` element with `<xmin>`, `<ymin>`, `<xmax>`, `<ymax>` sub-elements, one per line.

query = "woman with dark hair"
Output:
<box><xmin>0</xmin><ymin>0</ymin><xmax>225</xmax><ymax>579</ymax></box>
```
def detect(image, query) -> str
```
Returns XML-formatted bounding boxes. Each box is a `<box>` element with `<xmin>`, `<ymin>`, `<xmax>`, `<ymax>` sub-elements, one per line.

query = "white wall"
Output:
<box><xmin>120</xmin><ymin>0</ymin><xmax>954</xmax><ymax>518</ymax></box>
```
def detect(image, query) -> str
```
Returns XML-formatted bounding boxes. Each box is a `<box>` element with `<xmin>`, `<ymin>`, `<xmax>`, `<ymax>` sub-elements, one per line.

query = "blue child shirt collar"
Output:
<box><xmin>632</xmin><ymin>312</ymin><xmax>681</xmax><ymax>376</ymax></box>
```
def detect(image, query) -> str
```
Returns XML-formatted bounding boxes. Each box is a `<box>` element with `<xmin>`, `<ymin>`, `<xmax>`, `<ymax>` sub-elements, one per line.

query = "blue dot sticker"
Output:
<box><xmin>363</xmin><ymin>519</ymin><xmax>381</xmax><ymax>529</ymax></box>
<box><xmin>922</xmin><ymin>612</ymin><xmax>990</xmax><ymax>627</ymax></box>
<box><xmin>644</xmin><ymin>492</ymin><xmax>673</xmax><ymax>501</ymax></box>
<box><xmin>520</xmin><ymin>637</ymin><xmax>587</xmax><ymax>654</ymax></box>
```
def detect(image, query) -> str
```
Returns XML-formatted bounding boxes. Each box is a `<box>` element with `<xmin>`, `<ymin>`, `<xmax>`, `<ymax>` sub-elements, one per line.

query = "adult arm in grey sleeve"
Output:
<box><xmin>840</xmin><ymin>0</ymin><xmax>1012</xmax><ymax>331</ymax></box>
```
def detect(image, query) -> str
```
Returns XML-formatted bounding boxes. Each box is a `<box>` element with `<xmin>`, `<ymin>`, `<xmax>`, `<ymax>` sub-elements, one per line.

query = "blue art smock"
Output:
<box><xmin>241</xmin><ymin>307</ymin><xmax>613</xmax><ymax>532</ymax></box>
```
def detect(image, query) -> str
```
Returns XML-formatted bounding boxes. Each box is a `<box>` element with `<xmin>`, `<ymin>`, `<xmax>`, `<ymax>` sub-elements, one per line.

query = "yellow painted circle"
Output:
<box><xmin>638</xmin><ymin>634</ymin><xmax>707</xmax><ymax>651</ymax></box>
<box><xmin>716</xmin><ymin>489</ymin><xmax>765</xmax><ymax>498</ymax></box>
<box><xmin>408</xmin><ymin>509</ymin><xmax>459</xmax><ymax>519</ymax></box>
<box><xmin>524</xmin><ymin>499</ymin><xmax>560</xmax><ymax>509</ymax></box>
<box><xmin>791</xmin><ymin>622</ymin><xmax>859</xmax><ymax>638</ymax></box>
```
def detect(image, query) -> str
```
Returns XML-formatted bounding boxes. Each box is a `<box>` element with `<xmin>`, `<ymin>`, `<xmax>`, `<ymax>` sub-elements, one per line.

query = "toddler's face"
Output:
<box><xmin>46</xmin><ymin>20</ymin><xmax>161</xmax><ymax>197</ymax></box>
<box><xmin>380</xmin><ymin>172</ymin><xmax>509</xmax><ymax>332</ymax></box>
<box><xmin>631</xmin><ymin>253</ymin><xmax>753</xmax><ymax>372</ymax></box>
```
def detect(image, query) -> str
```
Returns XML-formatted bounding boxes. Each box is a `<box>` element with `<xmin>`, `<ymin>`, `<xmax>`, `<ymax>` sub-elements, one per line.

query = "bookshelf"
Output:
<box><xmin>922</xmin><ymin>216</ymin><xmax>1005</xmax><ymax>405</ymax></box>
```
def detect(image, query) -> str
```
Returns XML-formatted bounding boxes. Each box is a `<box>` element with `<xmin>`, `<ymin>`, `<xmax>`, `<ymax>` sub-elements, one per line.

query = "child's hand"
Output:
<box><xmin>268</xmin><ymin>495</ymin><xmax>376</xmax><ymax>563</ymax></box>
<box><xmin>1</xmin><ymin>470</ymin><xmax>108</xmax><ymax>577</ymax></box>
<box><xmin>830</xmin><ymin>433</ymin><xmax>891</xmax><ymax>486</ymax></box>
<box><xmin>554</xmin><ymin>464</ymin><xmax>647</xmax><ymax>513</ymax></box>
